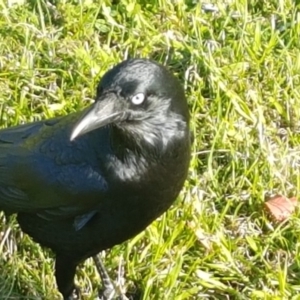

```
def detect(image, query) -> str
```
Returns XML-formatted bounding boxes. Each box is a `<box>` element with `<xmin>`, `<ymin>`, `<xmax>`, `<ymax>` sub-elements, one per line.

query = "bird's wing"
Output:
<box><xmin>0</xmin><ymin>118</ymin><xmax>58</xmax><ymax>213</ymax></box>
<box><xmin>0</xmin><ymin>118</ymin><xmax>59</xmax><ymax>144</ymax></box>
<box><xmin>0</xmin><ymin>113</ymin><xmax>108</xmax><ymax>222</ymax></box>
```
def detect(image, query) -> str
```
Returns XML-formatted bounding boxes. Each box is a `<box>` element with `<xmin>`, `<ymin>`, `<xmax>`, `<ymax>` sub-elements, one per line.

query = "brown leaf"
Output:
<box><xmin>264</xmin><ymin>195</ymin><xmax>298</xmax><ymax>222</ymax></box>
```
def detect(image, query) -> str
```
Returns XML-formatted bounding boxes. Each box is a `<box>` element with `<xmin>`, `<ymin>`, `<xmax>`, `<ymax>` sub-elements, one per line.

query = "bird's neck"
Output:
<box><xmin>97</xmin><ymin>122</ymin><xmax>189</xmax><ymax>193</ymax></box>
<box><xmin>109</xmin><ymin>124</ymin><xmax>173</xmax><ymax>160</ymax></box>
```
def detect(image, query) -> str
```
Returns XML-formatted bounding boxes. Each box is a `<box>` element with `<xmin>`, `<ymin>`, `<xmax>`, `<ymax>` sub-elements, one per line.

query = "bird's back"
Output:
<box><xmin>0</xmin><ymin>112</ymin><xmax>111</xmax><ymax>220</ymax></box>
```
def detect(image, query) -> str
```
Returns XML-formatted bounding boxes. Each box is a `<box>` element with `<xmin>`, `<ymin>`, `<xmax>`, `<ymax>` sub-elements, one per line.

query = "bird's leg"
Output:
<box><xmin>0</xmin><ymin>213</ymin><xmax>12</xmax><ymax>253</ymax></box>
<box><xmin>0</xmin><ymin>213</ymin><xmax>19</xmax><ymax>257</ymax></box>
<box><xmin>55</xmin><ymin>255</ymin><xmax>80</xmax><ymax>300</ymax></box>
<box><xmin>93</xmin><ymin>254</ymin><xmax>115</xmax><ymax>299</ymax></box>
<box><xmin>93</xmin><ymin>254</ymin><xmax>128</xmax><ymax>300</ymax></box>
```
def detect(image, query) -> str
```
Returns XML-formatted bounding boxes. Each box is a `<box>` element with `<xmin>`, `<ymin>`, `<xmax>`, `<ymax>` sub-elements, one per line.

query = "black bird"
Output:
<box><xmin>0</xmin><ymin>59</ymin><xmax>191</xmax><ymax>299</ymax></box>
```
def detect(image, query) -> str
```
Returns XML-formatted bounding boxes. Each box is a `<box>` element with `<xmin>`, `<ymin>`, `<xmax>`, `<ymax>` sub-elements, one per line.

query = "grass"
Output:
<box><xmin>1</xmin><ymin>0</ymin><xmax>300</xmax><ymax>299</ymax></box>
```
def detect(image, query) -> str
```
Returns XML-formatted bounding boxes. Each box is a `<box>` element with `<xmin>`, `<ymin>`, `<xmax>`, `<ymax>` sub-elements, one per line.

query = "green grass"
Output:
<box><xmin>1</xmin><ymin>0</ymin><xmax>300</xmax><ymax>299</ymax></box>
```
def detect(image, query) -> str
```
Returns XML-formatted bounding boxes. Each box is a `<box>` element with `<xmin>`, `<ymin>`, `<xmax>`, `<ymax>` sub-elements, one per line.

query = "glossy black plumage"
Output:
<box><xmin>0</xmin><ymin>59</ymin><xmax>191</xmax><ymax>299</ymax></box>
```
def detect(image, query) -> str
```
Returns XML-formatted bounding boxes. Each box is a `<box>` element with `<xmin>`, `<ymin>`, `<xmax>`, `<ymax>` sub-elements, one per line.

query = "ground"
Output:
<box><xmin>1</xmin><ymin>0</ymin><xmax>300</xmax><ymax>299</ymax></box>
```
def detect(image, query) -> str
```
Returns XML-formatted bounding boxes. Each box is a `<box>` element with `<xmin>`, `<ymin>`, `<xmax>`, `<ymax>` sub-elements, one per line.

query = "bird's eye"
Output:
<box><xmin>131</xmin><ymin>93</ymin><xmax>145</xmax><ymax>105</ymax></box>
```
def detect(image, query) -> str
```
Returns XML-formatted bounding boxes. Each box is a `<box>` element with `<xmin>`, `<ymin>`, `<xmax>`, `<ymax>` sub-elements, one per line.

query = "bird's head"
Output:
<box><xmin>70</xmin><ymin>59</ymin><xmax>189</xmax><ymax>151</ymax></box>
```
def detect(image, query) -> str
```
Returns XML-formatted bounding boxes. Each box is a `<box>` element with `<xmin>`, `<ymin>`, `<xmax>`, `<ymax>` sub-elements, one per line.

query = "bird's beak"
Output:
<box><xmin>70</xmin><ymin>95</ymin><xmax>127</xmax><ymax>141</ymax></box>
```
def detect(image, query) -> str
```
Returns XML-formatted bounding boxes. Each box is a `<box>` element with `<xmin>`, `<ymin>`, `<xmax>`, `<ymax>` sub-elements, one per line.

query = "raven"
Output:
<box><xmin>0</xmin><ymin>59</ymin><xmax>191</xmax><ymax>299</ymax></box>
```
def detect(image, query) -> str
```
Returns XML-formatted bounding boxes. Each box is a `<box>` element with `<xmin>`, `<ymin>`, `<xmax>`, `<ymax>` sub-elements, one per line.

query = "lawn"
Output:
<box><xmin>1</xmin><ymin>0</ymin><xmax>300</xmax><ymax>299</ymax></box>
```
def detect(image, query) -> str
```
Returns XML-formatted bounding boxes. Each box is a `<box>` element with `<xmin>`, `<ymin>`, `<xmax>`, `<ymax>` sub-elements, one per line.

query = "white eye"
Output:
<box><xmin>131</xmin><ymin>93</ymin><xmax>145</xmax><ymax>105</ymax></box>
